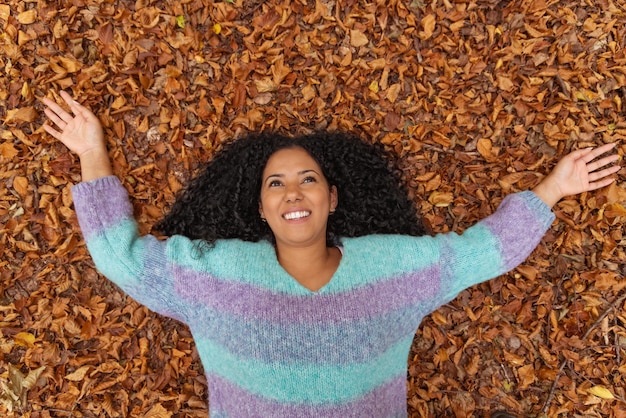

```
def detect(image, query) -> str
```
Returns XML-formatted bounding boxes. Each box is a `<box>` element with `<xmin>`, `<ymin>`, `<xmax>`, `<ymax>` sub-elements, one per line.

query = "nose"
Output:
<box><xmin>284</xmin><ymin>183</ymin><xmax>303</xmax><ymax>203</ymax></box>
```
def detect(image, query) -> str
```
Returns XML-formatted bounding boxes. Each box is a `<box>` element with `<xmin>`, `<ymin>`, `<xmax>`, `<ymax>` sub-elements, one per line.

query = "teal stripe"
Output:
<box><xmin>196</xmin><ymin>334</ymin><xmax>414</xmax><ymax>404</ymax></box>
<box><xmin>438</xmin><ymin>223</ymin><xmax>502</xmax><ymax>297</ymax></box>
<box><xmin>167</xmin><ymin>234</ymin><xmax>441</xmax><ymax>295</ymax></box>
<box><xmin>87</xmin><ymin>218</ymin><xmax>150</xmax><ymax>288</ymax></box>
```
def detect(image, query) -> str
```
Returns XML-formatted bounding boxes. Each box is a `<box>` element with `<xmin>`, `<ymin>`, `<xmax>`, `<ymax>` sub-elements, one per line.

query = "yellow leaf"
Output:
<box><xmin>175</xmin><ymin>15</ymin><xmax>185</xmax><ymax>29</ymax></box>
<box><xmin>17</xmin><ymin>9</ymin><xmax>37</xmax><ymax>24</ymax></box>
<box><xmin>368</xmin><ymin>80</ymin><xmax>379</xmax><ymax>93</ymax></box>
<box><xmin>14</xmin><ymin>332</ymin><xmax>36</xmax><ymax>348</ymax></box>
<box><xmin>588</xmin><ymin>385</ymin><xmax>615</xmax><ymax>399</ymax></box>
<box><xmin>213</xmin><ymin>23</ymin><xmax>221</xmax><ymax>34</ymax></box>
<box><xmin>428</xmin><ymin>191</ymin><xmax>453</xmax><ymax>207</ymax></box>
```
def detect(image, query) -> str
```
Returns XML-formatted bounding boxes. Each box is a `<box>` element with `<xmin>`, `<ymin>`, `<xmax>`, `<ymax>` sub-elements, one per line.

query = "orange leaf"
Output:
<box><xmin>350</xmin><ymin>30</ymin><xmax>368</xmax><ymax>47</ymax></box>
<box><xmin>12</xmin><ymin>176</ymin><xmax>28</xmax><ymax>197</ymax></box>
<box><xmin>419</xmin><ymin>14</ymin><xmax>436</xmax><ymax>40</ymax></box>
<box><xmin>0</xmin><ymin>142</ymin><xmax>19</xmax><ymax>158</ymax></box>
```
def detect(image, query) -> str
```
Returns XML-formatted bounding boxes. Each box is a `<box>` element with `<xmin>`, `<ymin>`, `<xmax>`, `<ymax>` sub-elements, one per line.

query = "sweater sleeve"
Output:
<box><xmin>434</xmin><ymin>190</ymin><xmax>555</xmax><ymax>302</ymax></box>
<box><xmin>71</xmin><ymin>176</ymin><xmax>190</xmax><ymax>322</ymax></box>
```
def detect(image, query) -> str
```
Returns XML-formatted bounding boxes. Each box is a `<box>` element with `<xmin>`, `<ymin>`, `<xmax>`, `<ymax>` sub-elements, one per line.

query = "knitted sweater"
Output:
<box><xmin>72</xmin><ymin>176</ymin><xmax>555</xmax><ymax>417</ymax></box>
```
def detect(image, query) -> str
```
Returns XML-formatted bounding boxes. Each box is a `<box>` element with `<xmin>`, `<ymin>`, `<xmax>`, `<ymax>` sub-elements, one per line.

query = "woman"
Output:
<box><xmin>43</xmin><ymin>91</ymin><xmax>619</xmax><ymax>417</ymax></box>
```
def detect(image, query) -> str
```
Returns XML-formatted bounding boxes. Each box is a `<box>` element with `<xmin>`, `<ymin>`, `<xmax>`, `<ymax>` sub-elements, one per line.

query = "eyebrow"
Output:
<box><xmin>264</xmin><ymin>169</ymin><xmax>320</xmax><ymax>182</ymax></box>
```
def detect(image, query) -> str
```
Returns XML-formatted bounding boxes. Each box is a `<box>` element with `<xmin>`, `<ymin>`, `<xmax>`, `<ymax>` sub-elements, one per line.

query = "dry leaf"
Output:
<box><xmin>65</xmin><ymin>366</ymin><xmax>92</xmax><ymax>382</ymax></box>
<box><xmin>0</xmin><ymin>142</ymin><xmax>19</xmax><ymax>159</ymax></box>
<box><xmin>0</xmin><ymin>5</ymin><xmax>10</xmax><ymax>21</ymax></box>
<box><xmin>17</xmin><ymin>9</ymin><xmax>37</xmax><ymax>24</ymax></box>
<box><xmin>4</xmin><ymin>107</ymin><xmax>37</xmax><ymax>123</ymax></box>
<box><xmin>14</xmin><ymin>332</ymin><xmax>36</xmax><ymax>348</ymax></box>
<box><xmin>350</xmin><ymin>30</ymin><xmax>368</xmax><ymax>47</ymax></box>
<box><xmin>420</xmin><ymin>14</ymin><xmax>436</xmax><ymax>40</ymax></box>
<box><xmin>588</xmin><ymin>385</ymin><xmax>615</xmax><ymax>400</ymax></box>
<box><xmin>477</xmin><ymin>138</ymin><xmax>493</xmax><ymax>160</ymax></box>
<box><xmin>13</xmin><ymin>176</ymin><xmax>29</xmax><ymax>197</ymax></box>
<box><xmin>428</xmin><ymin>191</ymin><xmax>453</xmax><ymax>207</ymax></box>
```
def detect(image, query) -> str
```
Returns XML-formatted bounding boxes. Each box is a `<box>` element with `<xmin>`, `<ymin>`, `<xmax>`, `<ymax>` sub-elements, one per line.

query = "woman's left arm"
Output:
<box><xmin>436</xmin><ymin>144</ymin><xmax>620</xmax><ymax>300</ymax></box>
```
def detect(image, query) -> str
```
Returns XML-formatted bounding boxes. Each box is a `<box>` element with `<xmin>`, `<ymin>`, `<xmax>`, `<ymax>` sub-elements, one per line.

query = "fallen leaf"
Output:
<box><xmin>350</xmin><ymin>29</ymin><xmax>368</xmax><ymax>47</ymax></box>
<box><xmin>588</xmin><ymin>385</ymin><xmax>615</xmax><ymax>400</ymax></box>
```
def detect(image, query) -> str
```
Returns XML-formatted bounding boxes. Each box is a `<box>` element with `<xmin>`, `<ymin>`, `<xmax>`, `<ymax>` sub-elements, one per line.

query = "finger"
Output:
<box><xmin>582</xmin><ymin>143</ymin><xmax>617</xmax><ymax>163</ymax></box>
<box><xmin>43</xmin><ymin>107</ymin><xmax>68</xmax><ymax>129</ymax></box>
<box><xmin>60</xmin><ymin>91</ymin><xmax>83</xmax><ymax>113</ymax></box>
<box><xmin>588</xmin><ymin>165</ymin><xmax>621</xmax><ymax>182</ymax></box>
<box><xmin>42</xmin><ymin>124</ymin><xmax>62</xmax><ymax>140</ymax></box>
<box><xmin>42</xmin><ymin>97</ymin><xmax>74</xmax><ymax>124</ymax></box>
<box><xmin>587</xmin><ymin>176</ymin><xmax>616</xmax><ymax>191</ymax></box>
<box><xmin>586</xmin><ymin>154</ymin><xmax>620</xmax><ymax>172</ymax></box>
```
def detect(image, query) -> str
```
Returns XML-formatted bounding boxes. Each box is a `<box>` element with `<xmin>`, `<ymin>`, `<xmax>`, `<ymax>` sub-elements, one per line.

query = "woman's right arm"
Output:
<box><xmin>42</xmin><ymin>92</ymin><xmax>193</xmax><ymax>322</ymax></box>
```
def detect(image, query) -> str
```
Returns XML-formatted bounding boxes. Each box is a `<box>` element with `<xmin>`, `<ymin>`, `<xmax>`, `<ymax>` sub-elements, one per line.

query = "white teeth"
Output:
<box><xmin>283</xmin><ymin>211</ymin><xmax>310</xmax><ymax>220</ymax></box>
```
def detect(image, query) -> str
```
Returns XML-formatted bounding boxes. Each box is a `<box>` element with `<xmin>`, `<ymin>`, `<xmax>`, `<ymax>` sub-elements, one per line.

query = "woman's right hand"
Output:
<box><xmin>42</xmin><ymin>91</ymin><xmax>105</xmax><ymax>157</ymax></box>
<box><xmin>42</xmin><ymin>91</ymin><xmax>113</xmax><ymax>181</ymax></box>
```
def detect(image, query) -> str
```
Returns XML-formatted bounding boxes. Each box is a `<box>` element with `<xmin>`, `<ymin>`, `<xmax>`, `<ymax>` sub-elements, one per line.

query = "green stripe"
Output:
<box><xmin>167</xmin><ymin>234</ymin><xmax>441</xmax><ymax>294</ymax></box>
<box><xmin>196</xmin><ymin>334</ymin><xmax>414</xmax><ymax>404</ymax></box>
<box><xmin>87</xmin><ymin>219</ymin><xmax>148</xmax><ymax>288</ymax></box>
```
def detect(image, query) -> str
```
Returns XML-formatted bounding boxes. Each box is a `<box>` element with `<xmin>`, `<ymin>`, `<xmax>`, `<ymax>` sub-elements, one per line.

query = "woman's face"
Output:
<box><xmin>259</xmin><ymin>147</ymin><xmax>338</xmax><ymax>249</ymax></box>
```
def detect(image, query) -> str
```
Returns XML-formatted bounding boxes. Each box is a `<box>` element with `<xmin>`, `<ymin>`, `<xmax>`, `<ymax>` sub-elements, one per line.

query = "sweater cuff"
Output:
<box><xmin>71</xmin><ymin>176</ymin><xmax>134</xmax><ymax>239</ymax></box>
<box><xmin>518</xmin><ymin>190</ymin><xmax>555</xmax><ymax>228</ymax></box>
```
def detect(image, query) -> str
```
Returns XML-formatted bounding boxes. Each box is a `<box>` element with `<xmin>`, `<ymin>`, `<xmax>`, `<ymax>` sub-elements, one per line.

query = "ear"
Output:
<box><xmin>329</xmin><ymin>185</ymin><xmax>338</xmax><ymax>212</ymax></box>
<box><xmin>258</xmin><ymin>202</ymin><xmax>265</xmax><ymax>219</ymax></box>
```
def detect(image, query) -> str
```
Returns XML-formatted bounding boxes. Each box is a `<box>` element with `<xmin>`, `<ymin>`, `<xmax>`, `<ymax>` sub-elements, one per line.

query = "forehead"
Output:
<box><xmin>263</xmin><ymin>147</ymin><xmax>321</xmax><ymax>174</ymax></box>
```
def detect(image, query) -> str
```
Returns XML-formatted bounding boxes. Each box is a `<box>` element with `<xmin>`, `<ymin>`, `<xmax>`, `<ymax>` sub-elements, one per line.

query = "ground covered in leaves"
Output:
<box><xmin>1</xmin><ymin>0</ymin><xmax>626</xmax><ymax>416</ymax></box>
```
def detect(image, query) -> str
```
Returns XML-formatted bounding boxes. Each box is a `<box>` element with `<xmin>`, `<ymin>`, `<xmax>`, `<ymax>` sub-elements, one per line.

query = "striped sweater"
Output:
<box><xmin>72</xmin><ymin>176</ymin><xmax>554</xmax><ymax>417</ymax></box>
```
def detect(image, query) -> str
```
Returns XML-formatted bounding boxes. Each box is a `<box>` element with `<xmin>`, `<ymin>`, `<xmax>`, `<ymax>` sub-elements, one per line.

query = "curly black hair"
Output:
<box><xmin>156</xmin><ymin>131</ymin><xmax>426</xmax><ymax>245</ymax></box>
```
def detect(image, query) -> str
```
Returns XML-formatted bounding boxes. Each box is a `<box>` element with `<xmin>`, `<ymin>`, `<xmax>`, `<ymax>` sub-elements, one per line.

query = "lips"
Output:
<box><xmin>283</xmin><ymin>210</ymin><xmax>311</xmax><ymax>220</ymax></box>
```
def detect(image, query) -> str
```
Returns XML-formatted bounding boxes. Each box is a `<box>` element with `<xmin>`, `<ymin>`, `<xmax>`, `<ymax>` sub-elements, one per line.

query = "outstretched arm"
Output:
<box><xmin>42</xmin><ymin>91</ymin><xmax>113</xmax><ymax>182</ymax></box>
<box><xmin>532</xmin><ymin>143</ymin><xmax>621</xmax><ymax>208</ymax></box>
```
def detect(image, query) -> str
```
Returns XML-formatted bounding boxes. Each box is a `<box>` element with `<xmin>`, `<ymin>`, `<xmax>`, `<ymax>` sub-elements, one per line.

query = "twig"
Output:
<box><xmin>616</xmin><ymin>317</ymin><xmax>621</xmax><ymax>365</ymax></box>
<box><xmin>541</xmin><ymin>290</ymin><xmax>626</xmax><ymax>413</ymax></box>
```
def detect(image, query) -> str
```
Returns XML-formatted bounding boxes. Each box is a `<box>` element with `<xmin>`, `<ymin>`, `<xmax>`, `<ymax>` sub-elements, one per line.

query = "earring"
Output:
<box><xmin>261</xmin><ymin>217</ymin><xmax>267</xmax><ymax>223</ymax></box>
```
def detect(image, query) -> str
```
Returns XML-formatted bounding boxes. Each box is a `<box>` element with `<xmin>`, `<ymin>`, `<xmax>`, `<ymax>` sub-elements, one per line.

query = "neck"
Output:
<box><xmin>275</xmin><ymin>242</ymin><xmax>341</xmax><ymax>291</ymax></box>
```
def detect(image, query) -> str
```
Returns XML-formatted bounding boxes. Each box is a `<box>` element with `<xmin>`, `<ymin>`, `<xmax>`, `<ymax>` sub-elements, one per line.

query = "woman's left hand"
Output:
<box><xmin>532</xmin><ymin>143</ymin><xmax>621</xmax><ymax>208</ymax></box>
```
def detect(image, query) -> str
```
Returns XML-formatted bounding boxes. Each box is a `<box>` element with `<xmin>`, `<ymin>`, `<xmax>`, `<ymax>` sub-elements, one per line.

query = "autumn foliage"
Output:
<box><xmin>1</xmin><ymin>0</ymin><xmax>626</xmax><ymax>416</ymax></box>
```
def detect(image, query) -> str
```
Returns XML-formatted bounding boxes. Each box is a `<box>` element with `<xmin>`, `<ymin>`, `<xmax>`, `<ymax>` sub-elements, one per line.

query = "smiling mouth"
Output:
<box><xmin>283</xmin><ymin>211</ymin><xmax>310</xmax><ymax>220</ymax></box>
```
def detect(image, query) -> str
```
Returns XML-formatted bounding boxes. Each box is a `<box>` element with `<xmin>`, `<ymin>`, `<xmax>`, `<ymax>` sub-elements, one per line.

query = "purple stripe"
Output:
<box><xmin>482</xmin><ymin>194</ymin><xmax>550</xmax><ymax>270</ymax></box>
<box><xmin>208</xmin><ymin>374</ymin><xmax>407</xmax><ymax>417</ymax></box>
<box><xmin>174</xmin><ymin>265</ymin><xmax>441</xmax><ymax>324</ymax></box>
<box><xmin>72</xmin><ymin>176</ymin><xmax>133</xmax><ymax>240</ymax></box>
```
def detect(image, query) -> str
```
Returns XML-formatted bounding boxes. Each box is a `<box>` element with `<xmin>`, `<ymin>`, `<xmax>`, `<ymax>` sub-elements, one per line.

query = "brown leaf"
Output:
<box><xmin>64</xmin><ymin>366</ymin><xmax>92</xmax><ymax>382</ymax></box>
<box><xmin>12</xmin><ymin>176</ymin><xmax>28</xmax><ymax>196</ymax></box>
<box><xmin>4</xmin><ymin>107</ymin><xmax>37</xmax><ymax>123</ymax></box>
<box><xmin>350</xmin><ymin>30</ymin><xmax>368</xmax><ymax>47</ymax></box>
